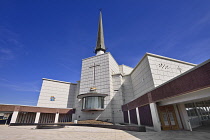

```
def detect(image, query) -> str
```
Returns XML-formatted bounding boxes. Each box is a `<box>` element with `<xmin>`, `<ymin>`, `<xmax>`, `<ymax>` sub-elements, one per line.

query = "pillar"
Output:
<box><xmin>10</xmin><ymin>111</ymin><xmax>19</xmax><ymax>124</ymax></box>
<box><xmin>128</xmin><ymin>110</ymin><xmax>131</xmax><ymax>124</ymax></box>
<box><xmin>136</xmin><ymin>107</ymin><xmax>141</xmax><ymax>125</ymax></box>
<box><xmin>34</xmin><ymin>112</ymin><xmax>40</xmax><ymax>123</ymax></box>
<box><xmin>150</xmin><ymin>103</ymin><xmax>161</xmax><ymax>131</ymax></box>
<box><xmin>174</xmin><ymin>104</ymin><xmax>183</xmax><ymax>129</ymax></box>
<box><xmin>178</xmin><ymin>103</ymin><xmax>190</xmax><ymax>130</ymax></box>
<box><xmin>72</xmin><ymin>114</ymin><xmax>77</xmax><ymax>122</ymax></box>
<box><xmin>54</xmin><ymin>113</ymin><xmax>59</xmax><ymax>123</ymax></box>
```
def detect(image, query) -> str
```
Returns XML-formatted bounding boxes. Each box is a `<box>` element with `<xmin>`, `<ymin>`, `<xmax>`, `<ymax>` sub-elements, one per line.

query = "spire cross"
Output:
<box><xmin>89</xmin><ymin>63</ymin><xmax>100</xmax><ymax>86</ymax></box>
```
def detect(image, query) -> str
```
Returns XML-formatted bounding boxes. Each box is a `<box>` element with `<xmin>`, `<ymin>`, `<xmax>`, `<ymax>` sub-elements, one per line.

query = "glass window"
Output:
<box><xmin>185</xmin><ymin>99</ymin><xmax>210</xmax><ymax>128</ymax></box>
<box><xmin>185</xmin><ymin>103</ymin><xmax>200</xmax><ymax>128</ymax></box>
<box><xmin>196</xmin><ymin>101</ymin><xmax>208</xmax><ymax>120</ymax></box>
<box><xmin>163</xmin><ymin>112</ymin><xmax>169</xmax><ymax>126</ymax></box>
<box><xmin>82</xmin><ymin>96</ymin><xmax>104</xmax><ymax>110</ymax></box>
<box><xmin>204</xmin><ymin>100</ymin><xmax>210</xmax><ymax>119</ymax></box>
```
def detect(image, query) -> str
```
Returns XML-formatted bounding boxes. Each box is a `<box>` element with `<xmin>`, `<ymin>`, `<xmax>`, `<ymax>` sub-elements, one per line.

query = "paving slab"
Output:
<box><xmin>0</xmin><ymin>125</ymin><xmax>210</xmax><ymax>140</ymax></box>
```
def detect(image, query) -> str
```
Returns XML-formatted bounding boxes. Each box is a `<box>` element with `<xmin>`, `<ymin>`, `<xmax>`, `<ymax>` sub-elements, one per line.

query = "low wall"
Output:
<box><xmin>9</xmin><ymin>123</ymin><xmax>146</xmax><ymax>132</ymax></box>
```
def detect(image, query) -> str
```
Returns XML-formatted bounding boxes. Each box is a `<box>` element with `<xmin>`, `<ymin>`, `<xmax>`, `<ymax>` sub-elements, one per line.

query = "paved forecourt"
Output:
<box><xmin>0</xmin><ymin>125</ymin><xmax>210</xmax><ymax>140</ymax></box>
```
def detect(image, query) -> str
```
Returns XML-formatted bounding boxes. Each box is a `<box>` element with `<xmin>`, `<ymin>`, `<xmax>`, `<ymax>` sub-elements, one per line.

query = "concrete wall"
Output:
<box><xmin>76</xmin><ymin>53</ymin><xmax>121</xmax><ymax>122</ymax></box>
<box><xmin>111</xmin><ymin>74</ymin><xmax>124</xmax><ymax>123</ymax></box>
<box><xmin>79</xmin><ymin>53</ymin><xmax>111</xmax><ymax>95</ymax></box>
<box><xmin>119</xmin><ymin>65</ymin><xmax>133</xmax><ymax>75</ymax></box>
<box><xmin>67</xmin><ymin>84</ymin><xmax>77</xmax><ymax>108</ymax></box>
<box><xmin>122</xmin><ymin>75</ymin><xmax>134</xmax><ymax>104</ymax></box>
<box><xmin>130</xmin><ymin>56</ymin><xmax>154</xmax><ymax>99</ymax></box>
<box><xmin>129</xmin><ymin>53</ymin><xmax>195</xmax><ymax>101</ymax></box>
<box><xmin>147</xmin><ymin>54</ymin><xmax>195</xmax><ymax>87</ymax></box>
<box><xmin>37</xmin><ymin>79</ymin><xmax>77</xmax><ymax>108</ymax></box>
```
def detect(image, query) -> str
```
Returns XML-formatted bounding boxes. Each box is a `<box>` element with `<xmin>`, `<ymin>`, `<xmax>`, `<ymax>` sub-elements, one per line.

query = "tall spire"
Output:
<box><xmin>95</xmin><ymin>10</ymin><xmax>106</xmax><ymax>55</ymax></box>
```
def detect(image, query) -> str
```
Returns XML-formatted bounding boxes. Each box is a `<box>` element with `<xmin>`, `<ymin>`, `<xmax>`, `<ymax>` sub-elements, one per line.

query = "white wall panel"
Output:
<box><xmin>131</xmin><ymin>56</ymin><xmax>154</xmax><ymax>99</ymax></box>
<box><xmin>147</xmin><ymin>55</ymin><xmax>195</xmax><ymax>87</ymax></box>
<box><xmin>37</xmin><ymin>79</ymin><xmax>77</xmax><ymax>108</ymax></box>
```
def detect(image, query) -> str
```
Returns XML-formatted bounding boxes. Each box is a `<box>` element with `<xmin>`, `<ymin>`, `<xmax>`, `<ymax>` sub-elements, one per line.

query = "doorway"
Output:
<box><xmin>158</xmin><ymin>105</ymin><xmax>179</xmax><ymax>130</ymax></box>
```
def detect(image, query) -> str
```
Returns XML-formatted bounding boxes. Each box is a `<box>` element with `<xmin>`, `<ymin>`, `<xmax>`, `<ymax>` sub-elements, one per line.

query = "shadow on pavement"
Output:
<box><xmin>193</xmin><ymin>125</ymin><xmax>210</xmax><ymax>133</ymax></box>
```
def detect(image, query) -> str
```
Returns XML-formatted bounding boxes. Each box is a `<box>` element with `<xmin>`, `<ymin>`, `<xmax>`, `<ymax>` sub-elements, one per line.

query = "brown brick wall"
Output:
<box><xmin>129</xmin><ymin>94</ymin><xmax>150</xmax><ymax>110</ymax></box>
<box><xmin>0</xmin><ymin>105</ymin><xmax>15</xmax><ymax>112</ymax></box>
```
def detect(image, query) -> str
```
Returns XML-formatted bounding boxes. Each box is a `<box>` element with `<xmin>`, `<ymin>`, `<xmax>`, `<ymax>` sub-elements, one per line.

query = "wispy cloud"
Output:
<box><xmin>0</xmin><ymin>78</ymin><xmax>40</xmax><ymax>93</ymax></box>
<box><xmin>0</xmin><ymin>26</ymin><xmax>24</xmax><ymax>66</ymax></box>
<box><xmin>179</xmin><ymin>38</ymin><xmax>210</xmax><ymax>63</ymax></box>
<box><xmin>59</xmin><ymin>63</ymin><xmax>80</xmax><ymax>74</ymax></box>
<box><xmin>152</xmin><ymin>12</ymin><xmax>210</xmax><ymax>54</ymax></box>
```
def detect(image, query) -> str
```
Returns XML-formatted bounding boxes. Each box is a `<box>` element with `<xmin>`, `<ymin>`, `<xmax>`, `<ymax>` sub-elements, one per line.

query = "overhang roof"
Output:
<box><xmin>0</xmin><ymin>104</ymin><xmax>75</xmax><ymax>114</ymax></box>
<box><xmin>77</xmin><ymin>92</ymin><xmax>108</xmax><ymax>99</ymax></box>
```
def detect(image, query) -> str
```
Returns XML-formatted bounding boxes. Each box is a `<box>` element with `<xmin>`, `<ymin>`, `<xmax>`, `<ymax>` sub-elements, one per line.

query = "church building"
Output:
<box><xmin>0</xmin><ymin>11</ymin><xmax>210</xmax><ymax>132</ymax></box>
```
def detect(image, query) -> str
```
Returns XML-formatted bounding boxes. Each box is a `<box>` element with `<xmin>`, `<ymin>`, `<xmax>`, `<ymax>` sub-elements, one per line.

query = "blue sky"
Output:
<box><xmin>0</xmin><ymin>0</ymin><xmax>210</xmax><ymax>106</ymax></box>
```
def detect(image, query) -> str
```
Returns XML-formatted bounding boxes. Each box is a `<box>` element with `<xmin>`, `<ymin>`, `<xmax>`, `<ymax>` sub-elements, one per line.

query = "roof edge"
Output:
<box><xmin>42</xmin><ymin>78</ymin><xmax>77</xmax><ymax>85</ymax></box>
<box><xmin>129</xmin><ymin>52</ymin><xmax>197</xmax><ymax>75</ymax></box>
<box><xmin>82</xmin><ymin>52</ymin><xmax>109</xmax><ymax>61</ymax></box>
<box><xmin>0</xmin><ymin>103</ymin><xmax>74</xmax><ymax>109</ymax></box>
<box><xmin>146</xmin><ymin>52</ymin><xmax>197</xmax><ymax>66</ymax></box>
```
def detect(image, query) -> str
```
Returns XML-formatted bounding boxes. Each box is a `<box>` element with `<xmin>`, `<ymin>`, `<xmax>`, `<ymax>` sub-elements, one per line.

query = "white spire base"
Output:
<box><xmin>96</xmin><ymin>50</ymin><xmax>104</xmax><ymax>55</ymax></box>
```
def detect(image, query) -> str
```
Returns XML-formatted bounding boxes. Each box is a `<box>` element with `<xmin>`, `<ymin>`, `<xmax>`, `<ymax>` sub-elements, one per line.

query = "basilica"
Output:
<box><xmin>0</xmin><ymin>11</ymin><xmax>210</xmax><ymax>131</ymax></box>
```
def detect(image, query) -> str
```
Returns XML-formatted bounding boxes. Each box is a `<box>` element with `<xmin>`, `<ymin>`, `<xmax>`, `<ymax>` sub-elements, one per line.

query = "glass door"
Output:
<box><xmin>158</xmin><ymin>105</ymin><xmax>179</xmax><ymax>130</ymax></box>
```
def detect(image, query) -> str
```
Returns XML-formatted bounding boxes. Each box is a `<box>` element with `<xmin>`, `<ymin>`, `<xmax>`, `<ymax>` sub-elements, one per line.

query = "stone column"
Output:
<box><xmin>178</xmin><ymin>103</ymin><xmax>190</xmax><ymax>130</ymax></box>
<box><xmin>34</xmin><ymin>112</ymin><xmax>40</xmax><ymax>123</ymax></box>
<box><xmin>136</xmin><ymin>107</ymin><xmax>141</xmax><ymax>125</ymax></box>
<box><xmin>54</xmin><ymin>113</ymin><xmax>59</xmax><ymax>123</ymax></box>
<box><xmin>72</xmin><ymin>113</ymin><xmax>77</xmax><ymax>122</ymax></box>
<box><xmin>128</xmin><ymin>110</ymin><xmax>131</xmax><ymax>124</ymax></box>
<box><xmin>150</xmin><ymin>103</ymin><xmax>161</xmax><ymax>131</ymax></box>
<box><xmin>10</xmin><ymin>111</ymin><xmax>19</xmax><ymax>124</ymax></box>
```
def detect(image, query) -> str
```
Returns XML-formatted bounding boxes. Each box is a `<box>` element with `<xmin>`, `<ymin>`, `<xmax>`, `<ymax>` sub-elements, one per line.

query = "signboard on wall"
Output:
<box><xmin>50</xmin><ymin>96</ymin><xmax>55</xmax><ymax>101</ymax></box>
